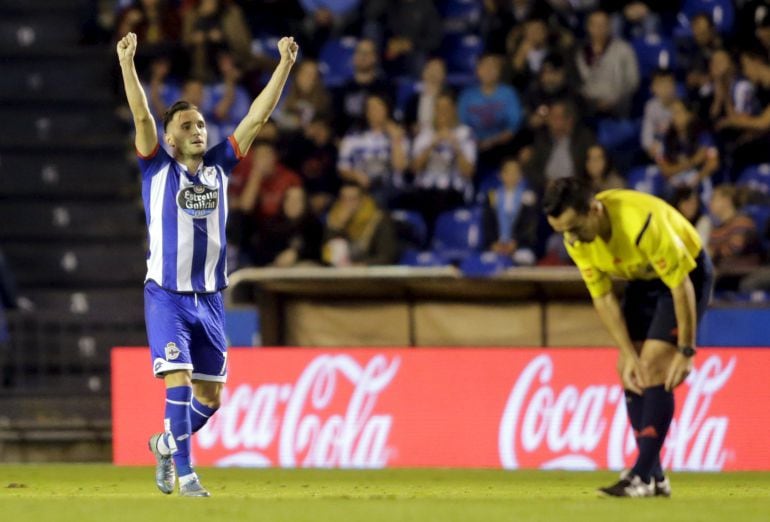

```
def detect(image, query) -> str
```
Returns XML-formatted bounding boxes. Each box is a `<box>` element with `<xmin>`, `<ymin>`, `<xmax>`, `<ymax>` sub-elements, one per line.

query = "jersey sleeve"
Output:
<box><xmin>136</xmin><ymin>143</ymin><xmax>171</xmax><ymax>180</ymax></box>
<box><xmin>203</xmin><ymin>136</ymin><xmax>245</xmax><ymax>176</ymax></box>
<box><xmin>637</xmin><ymin>213</ymin><xmax>697</xmax><ymax>289</ymax></box>
<box><xmin>565</xmin><ymin>242</ymin><xmax>613</xmax><ymax>298</ymax></box>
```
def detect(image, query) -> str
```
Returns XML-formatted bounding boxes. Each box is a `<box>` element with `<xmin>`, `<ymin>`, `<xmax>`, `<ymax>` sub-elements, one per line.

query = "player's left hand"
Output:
<box><xmin>664</xmin><ymin>351</ymin><xmax>693</xmax><ymax>391</ymax></box>
<box><xmin>277</xmin><ymin>37</ymin><xmax>299</xmax><ymax>65</ymax></box>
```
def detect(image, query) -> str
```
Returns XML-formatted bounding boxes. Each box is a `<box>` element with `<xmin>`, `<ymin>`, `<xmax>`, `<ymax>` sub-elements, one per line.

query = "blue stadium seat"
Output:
<box><xmin>394</xmin><ymin>77</ymin><xmax>419</xmax><ymax>118</ymax></box>
<box><xmin>399</xmin><ymin>248</ymin><xmax>450</xmax><ymax>267</ymax></box>
<box><xmin>597</xmin><ymin>118</ymin><xmax>642</xmax><ymax>152</ymax></box>
<box><xmin>459</xmin><ymin>251</ymin><xmax>513</xmax><ymax>277</ymax></box>
<box><xmin>391</xmin><ymin>210</ymin><xmax>428</xmax><ymax>249</ymax></box>
<box><xmin>737</xmin><ymin>164</ymin><xmax>770</xmax><ymax>197</ymax></box>
<box><xmin>631</xmin><ymin>34</ymin><xmax>676</xmax><ymax>79</ymax></box>
<box><xmin>318</xmin><ymin>37</ymin><xmax>358</xmax><ymax>87</ymax></box>
<box><xmin>432</xmin><ymin>207</ymin><xmax>483</xmax><ymax>261</ymax></box>
<box><xmin>677</xmin><ymin>0</ymin><xmax>735</xmax><ymax>35</ymax></box>
<box><xmin>627</xmin><ymin>165</ymin><xmax>666</xmax><ymax>196</ymax></box>
<box><xmin>440</xmin><ymin>33</ymin><xmax>483</xmax><ymax>77</ymax></box>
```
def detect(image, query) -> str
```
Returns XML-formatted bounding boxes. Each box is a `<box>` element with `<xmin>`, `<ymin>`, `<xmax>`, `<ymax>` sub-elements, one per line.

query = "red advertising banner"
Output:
<box><xmin>112</xmin><ymin>347</ymin><xmax>770</xmax><ymax>470</ymax></box>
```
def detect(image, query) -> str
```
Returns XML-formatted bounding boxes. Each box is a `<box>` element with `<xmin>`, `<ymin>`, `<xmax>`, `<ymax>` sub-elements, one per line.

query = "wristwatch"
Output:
<box><xmin>677</xmin><ymin>345</ymin><xmax>697</xmax><ymax>358</ymax></box>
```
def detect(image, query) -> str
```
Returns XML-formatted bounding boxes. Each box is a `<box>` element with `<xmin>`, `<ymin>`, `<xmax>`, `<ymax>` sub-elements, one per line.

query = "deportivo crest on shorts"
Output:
<box><xmin>165</xmin><ymin>342</ymin><xmax>181</xmax><ymax>361</ymax></box>
<box><xmin>177</xmin><ymin>184</ymin><xmax>218</xmax><ymax>218</ymax></box>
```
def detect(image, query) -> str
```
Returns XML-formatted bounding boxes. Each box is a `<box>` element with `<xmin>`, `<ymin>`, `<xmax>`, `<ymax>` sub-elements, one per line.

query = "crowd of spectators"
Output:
<box><xmin>90</xmin><ymin>0</ymin><xmax>770</xmax><ymax>295</ymax></box>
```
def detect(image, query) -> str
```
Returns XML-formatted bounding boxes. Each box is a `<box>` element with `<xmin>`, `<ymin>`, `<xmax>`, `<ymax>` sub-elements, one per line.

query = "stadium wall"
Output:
<box><xmin>112</xmin><ymin>347</ymin><xmax>770</xmax><ymax>471</ymax></box>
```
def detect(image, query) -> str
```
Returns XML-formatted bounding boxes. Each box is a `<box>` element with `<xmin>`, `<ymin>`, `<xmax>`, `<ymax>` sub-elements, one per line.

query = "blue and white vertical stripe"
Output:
<box><xmin>139</xmin><ymin>137</ymin><xmax>242</xmax><ymax>293</ymax></box>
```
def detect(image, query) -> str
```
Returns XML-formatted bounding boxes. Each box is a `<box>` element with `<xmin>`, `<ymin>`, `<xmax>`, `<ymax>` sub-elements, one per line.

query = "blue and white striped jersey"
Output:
<box><xmin>138</xmin><ymin>136</ymin><xmax>243</xmax><ymax>293</ymax></box>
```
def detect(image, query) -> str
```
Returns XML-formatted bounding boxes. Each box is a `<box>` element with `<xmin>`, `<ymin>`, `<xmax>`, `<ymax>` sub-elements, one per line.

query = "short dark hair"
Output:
<box><xmin>163</xmin><ymin>100</ymin><xmax>200</xmax><ymax>131</ymax></box>
<box><xmin>542</xmin><ymin>177</ymin><xmax>594</xmax><ymax>217</ymax></box>
<box><xmin>651</xmin><ymin>67</ymin><xmax>675</xmax><ymax>81</ymax></box>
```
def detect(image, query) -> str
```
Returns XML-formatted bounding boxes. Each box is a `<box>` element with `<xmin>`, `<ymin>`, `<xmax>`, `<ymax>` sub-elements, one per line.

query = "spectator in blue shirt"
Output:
<box><xmin>458</xmin><ymin>54</ymin><xmax>524</xmax><ymax>178</ymax></box>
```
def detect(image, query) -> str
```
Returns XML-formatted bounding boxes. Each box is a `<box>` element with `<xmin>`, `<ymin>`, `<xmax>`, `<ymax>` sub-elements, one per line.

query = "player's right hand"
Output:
<box><xmin>621</xmin><ymin>356</ymin><xmax>645</xmax><ymax>395</ymax></box>
<box><xmin>117</xmin><ymin>32</ymin><xmax>138</xmax><ymax>63</ymax></box>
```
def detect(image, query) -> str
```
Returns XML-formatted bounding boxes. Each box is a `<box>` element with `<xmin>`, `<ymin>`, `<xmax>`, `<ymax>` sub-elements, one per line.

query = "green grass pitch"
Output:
<box><xmin>1</xmin><ymin>466</ymin><xmax>769</xmax><ymax>522</ymax></box>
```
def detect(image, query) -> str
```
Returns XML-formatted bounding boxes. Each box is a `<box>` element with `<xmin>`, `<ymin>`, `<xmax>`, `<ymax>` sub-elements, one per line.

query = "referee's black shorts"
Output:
<box><xmin>622</xmin><ymin>250</ymin><xmax>714</xmax><ymax>345</ymax></box>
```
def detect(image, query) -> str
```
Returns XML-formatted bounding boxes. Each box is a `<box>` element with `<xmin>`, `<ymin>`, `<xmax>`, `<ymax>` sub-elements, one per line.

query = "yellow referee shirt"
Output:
<box><xmin>565</xmin><ymin>190</ymin><xmax>702</xmax><ymax>298</ymax></box>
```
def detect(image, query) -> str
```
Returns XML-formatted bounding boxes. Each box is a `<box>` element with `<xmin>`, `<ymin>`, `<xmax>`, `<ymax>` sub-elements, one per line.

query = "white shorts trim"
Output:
<box><xmin>191</xmin><ymin>372</ymin><xmax>227</xmax><ymax>383</ymax></box>
<box><xmin>153</xmin><ymin>358</ymin><xmax>194</xmax><ymax>378</ymax></box>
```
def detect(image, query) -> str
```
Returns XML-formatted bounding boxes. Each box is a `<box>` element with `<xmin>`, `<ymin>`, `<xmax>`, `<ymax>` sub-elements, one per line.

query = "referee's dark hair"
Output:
<box><xmin>163</xmin><ymin>100</ymin><xmax>199</xmax><ymax>131</ymax></box>
<box><xmin>542</xmin><ymin>176</ymin><xmax>594</xmax><ymax>217</ymax></box>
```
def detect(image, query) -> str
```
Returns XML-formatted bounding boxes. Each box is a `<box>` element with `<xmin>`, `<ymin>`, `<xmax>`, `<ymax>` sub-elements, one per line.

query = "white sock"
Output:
<box><xmin>179</xmin><ymin>472</ymin><xmax>198</xmax><ymax>486</ymax></box>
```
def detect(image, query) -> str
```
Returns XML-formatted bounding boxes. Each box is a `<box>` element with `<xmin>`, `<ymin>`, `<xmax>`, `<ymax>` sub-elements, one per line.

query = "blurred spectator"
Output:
<box><xmin>146</xmin><ymin>55</ymin><xmax>181</xmax><ymax>126</ymax></box>
<box><xmin>300</xmin><ymin>1</ymin><xmax>361</xmax><ymax>55</ymax></box>
<box><xmin>283</xmin><ymin>117</ymin><xmax>340</xmax><ymax>215</ymax></box>
<box><xmin>332</xmin><ymin>39</ymin><xmax>392</xmax><ymax>134</ymax></box>
<box><xmin>480</xmin><ymin>0</ymin><xmax>555</xmax><ymax>54</ymax></box>
<box><xmin>524</xmin><ymin>99</ymin><xmax>596</xmax><ymax>193</ymax></box>
<box><xmin>252</xmin><ymin>186</ymin><xmax>323</xmax><ymax>267</ymax></box>
<box><xmin>481</xmin><ymin>158</ymin><xmax>538</xmax><ymax>266</ymax></box>
<box><xmin>232</xmin><ymin>140</ymin><xmax>303</xmax><ymax>224</ymax></box>
<box><xmin>505</xmin><ymin>17</ymin><xmax>552</xmax><ymax>91</ymax></box>
<box><xmin>716</xmin><ymin>49</ymin><xmax>770</xmax><ymax>178</ymax></box>
<box><xmin>182</xmin><ymin>0</ymin><xmax>254</xmax><ymax>82</ymax></box>
<box><xmin>364</xmin><ymin>0</ymin><xmax>442</xmax><ymax>77</ymax></box>
<box><xmin>337</xmin><ymin>95</ymin><xmax>409</xmax><ymax>208</ymax></box>
<box><xmin>703</xmin><ymin>49</ymin><xmax>756</xmax><ymax>124</ymax></box>
<box><xmin>679</xmin><ymin>12</ymin><xmax>722</xmax><ymax>96</ymax></box>
<box><xmin>235</xmin><ymin>0</ymin><xmax>304</xmax><ymax>38</ymax></box>
<box><xmin>601</xmin><ymin>0</ymin><xmax>682</xmax><ymax>39</ymax></box>
<box><xmin>641</xmin><ymin>68</ymin><xmax>677</xmax><ymax>160</ymax></box>
<box><xmin>656</xmin><ymin>99</ymin><xmax>719</xmax><ymax>198</ymax></box>
<box><xmin>747</xmin><ymin>2</ymin><xmax>770</xmax><ymax>57</ymax></box>
<box><xmin>458</xmin><ymin>54</ymin><xmax>524</xmax><ymax>176</ymax></box>
<box><xmin>523</xmin><ymin>53</ymin><xmax>580</xmax><ymax>132</ymax></box>
<box><xmin>208</xmin><ymin>52</ymin><xmax>252</xmax><ymax>141</ymax></box>
<box><xmin>670</xmin><ymin>185</ymin><xmax>712</xmax><ymax>244</ymax></box>
<box><xmin>708</xmin><ymin>184</ymin><xmax>761</xmax><ymax>272</ymax></box>
<box><xmin>409</xmin><ymin>92</ymin><xmax>477</xmax><ymax>231</ymax></box>
<box><xmin>115</xmin><ymin>0</ymin><xmax>181</xmax><ymax>49</ymax></box>
<box><xmin>322</xmin><ymin>183</ymin><xmax>399</xmax><ymax>266</ymax></box>
<box><xmin>402</xmin><ymin>58</ymin><xmax>449</xmax><ymax>134</ymax></box>
<box><xmin>273</xmin><ymin>60</ymin><xmax>332</xmax><ymax>135</ymax></box>
<box><xmin>575</xmin><ymin>10</ymin><xmax>640</xmax><ymax>118</ymax></box>
<box><xmin>582</xmin><ymin>144</ymin><xmax>625</xmax><ymax>191</ymax></box>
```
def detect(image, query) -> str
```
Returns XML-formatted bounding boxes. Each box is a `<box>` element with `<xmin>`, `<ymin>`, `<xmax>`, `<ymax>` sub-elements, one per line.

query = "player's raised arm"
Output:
<box><xmin>232</xmin><ymin>36</ymin><xmax>298</xmax><ymax>155</ymax></box>
<box><xmin>117</xmin><ymin>32</ymin><xmax>158</xmax><ymax>157</ymax></box>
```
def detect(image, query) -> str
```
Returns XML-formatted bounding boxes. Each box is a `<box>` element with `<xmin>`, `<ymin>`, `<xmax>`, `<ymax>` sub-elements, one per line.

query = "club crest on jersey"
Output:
<box><xmin>177</xmin><ymin>184</ymin><xmax>218</xmax><ymax>218</ymax></box>
<box><xmin>165</xmin><ymin>342</ymin><xmax>181</xmax><ymax>361</ymax></box>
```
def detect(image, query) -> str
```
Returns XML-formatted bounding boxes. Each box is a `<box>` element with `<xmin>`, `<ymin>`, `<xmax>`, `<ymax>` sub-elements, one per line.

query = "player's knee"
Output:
<box><xmin>194</xmin><ymin>382</ymin><xmax>222</xmax><ymax>408</ymax></box>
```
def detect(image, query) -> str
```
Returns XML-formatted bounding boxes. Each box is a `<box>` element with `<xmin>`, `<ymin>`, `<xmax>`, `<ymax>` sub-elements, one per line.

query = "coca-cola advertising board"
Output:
<box><xmin>112</xmin><ymin>347</ymin><xmax>770</xmax><ymax>470</ymax></box>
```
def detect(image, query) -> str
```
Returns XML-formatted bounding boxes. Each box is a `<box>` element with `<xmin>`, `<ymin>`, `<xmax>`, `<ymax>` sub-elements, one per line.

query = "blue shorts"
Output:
<box><xmin>144</xmin><ymin>281</ymin><xmax>228</xmax><ymax>382</ymax></box>
<box><xmin>622</xmin><ymin>250</ymin><xmax>714</xmax><ymax>345</ymax></box>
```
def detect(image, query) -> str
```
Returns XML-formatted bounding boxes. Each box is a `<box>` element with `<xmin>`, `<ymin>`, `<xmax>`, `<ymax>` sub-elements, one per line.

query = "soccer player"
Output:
<box><xmin>116</xmin><ymin>32</ymin><xmax>298</xmax><ymax>497</ymax></box>
<box><xmin>543</xmin><ymin>177</ymin><xmax>714</xmax><ymax>498</ymax></box>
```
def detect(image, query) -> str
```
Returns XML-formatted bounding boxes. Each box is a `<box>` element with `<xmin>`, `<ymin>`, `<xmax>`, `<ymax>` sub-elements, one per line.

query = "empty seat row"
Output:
<box><xmin>0</xmin><ymin>201</ymin><xmax>144</xmax><ymax>240</ymax></box>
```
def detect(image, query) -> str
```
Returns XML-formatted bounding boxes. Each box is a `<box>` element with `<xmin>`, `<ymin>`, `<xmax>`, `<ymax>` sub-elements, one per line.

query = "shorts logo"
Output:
<box><xmin>165</xmin><ymin>342</ymin><xmax>181</xmax><ymax>361</ymax></box>
<box><xmin>177</xmin><ymin>184</ymin><xmax>218</xmax><ymax>218</ymax></box>
<box><xmin>154</xmin><ymin>360</ymin><xmax>164</xmax><ymax>373</ymax></box>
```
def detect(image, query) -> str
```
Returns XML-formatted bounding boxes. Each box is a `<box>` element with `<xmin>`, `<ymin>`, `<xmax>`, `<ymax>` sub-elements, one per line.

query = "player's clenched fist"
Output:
<box><xmin>117</xmin><ymin>32</ymin><xmax>138</xmax><ymax>63</ymax></box>
<box><xmin>277</xmin><ymin>36</ymin><xmax>299</xmax><ymax>64</ymax></box>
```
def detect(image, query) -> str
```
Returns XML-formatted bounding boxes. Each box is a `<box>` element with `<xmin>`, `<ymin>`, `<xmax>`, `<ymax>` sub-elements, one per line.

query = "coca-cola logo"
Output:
<box><xmin>498</xmin><ymin>354</ymin><xmax>736</xmax><ymax>471</ymax></box>
<box><xmin>197</xmin><ymin>354</ymin><xmax>400</xmax><ymax>468</ymax></box>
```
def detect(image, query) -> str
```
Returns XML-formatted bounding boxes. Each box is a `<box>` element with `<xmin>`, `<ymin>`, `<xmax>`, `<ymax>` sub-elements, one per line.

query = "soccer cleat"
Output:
<box><xmin>654</xmin><ymin>476</ymin><xmax>672</xmax><ymax>497</ymax></box>
<box><xmin>179</xmin><ymin>476</ymin><xmax>211</xmax><ymax>497</ymax></box>
<box><xmin>598</xmin><ymin>474</ymin><xmax>655</xmax><ymax>498</ymax></box>
<box><xmin>619</xmin><ymin>468</ymin><xmax>671</xmax><ymax>497</ymax></box>
<box><xmin>148</xmin><ymin>433</ymin><xmax>176</xmax><ymax>495</ymax></box>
